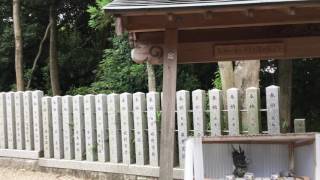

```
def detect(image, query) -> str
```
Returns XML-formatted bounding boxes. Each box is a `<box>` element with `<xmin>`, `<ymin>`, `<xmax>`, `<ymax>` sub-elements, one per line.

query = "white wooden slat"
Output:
<box><xmin>14</xmin><ymin>92</ymin><xmax>25</xmax><ymax>150</ymax></box>
<box><xmin>184</xmin><ymin>138</ymin><xmax>194</xmax><ymax>180</ymax></box>
<box><xmin>193</xmin><ymin>138</ymin><xmax>204</xmax><ymax>180</ymax></box>
<box><xmin>73</xmin><ymin>95</ymin><xmax>85</xmax><ymax>161</ymax></box>
<box><xmin>84</xmin><ymin>95</ymin><xmax>97</xmax><ymax>161</ymax></box>
<box><xmin>192</xmin><ymin>90</ymin><xmax>206</xmax><ymax>137</ymax></box>
<box><xmin>32</xmin><ymin>90</ymin><xmax>44</xmax><ymax>151</ymax></box>
<box><xmin>315</xmin><ymin>134</ymin><xmax>320</xmax><ymax>179</ymax></box>
<box><xmin>42</xmin><ymin>97</ymin><xmax>53</xmax><ymax>158</ymax></box>
<box><xmin>176</xmin><ymin>90</ymin><xmax>190</xmax><ymax>168</ymax></box>
<box><xmin>6</xmin><ymin>92</ymin><xmax>16</xmax><ymax>149</ymax></box>
<box><xmin>120</xmin><ymin>93</ymin><xmax>134</xmax><ymax>164</ymax></box>
<box><xmin>0</xmin><ymin>93</ymin><xmax>7</xmax><ymax>149</ymax></box>
<box><xmin>95</xmin><ymin>94</ymin><xmax>109</xmax><ymax>162</ymax></box>
<box><xmin>266</xmin><ymin>85</ymin><xmax>281</xmax><ymax>134</ymax></box>
<box><xmin>146</xmin><ymin>92</ymin><xmax>160</xmax><ymax>166</ymax></box>
<box><xmin>227</xmin><ymin>88</ymin><xmax>241</xmax><ymax>135</ymax></box>
<box><xmin>133</xmin><ymin>92</ymin><xmax>148</xmax><ymax>165</ymax></box>
<box><xmin>52</xmin><ymin>96</ymin><xmax>64</xmax><ymax>159</ymax></box>
<box><xmin>23</xmin><ymin>91</ymin><xmax>34</xmax><ymax>150</ymax></box>
<box><xmin>107</xmin><ymin>93</ymin><xmax>122</xmax><ymax>163</ymax></box>
<box><xmin>246</xmin><ymin>87</ymin><xmax>261</xmax><ymax>134</ymax></box>
<box><xmin>62</xmin><ymin>96</ymin><xmax>75</xmax><ymax>160</ymax></box>
<box><xmin>208</xmin><ymin>89</ymin><xmax>223</xmax><ymax>136</ymax></box>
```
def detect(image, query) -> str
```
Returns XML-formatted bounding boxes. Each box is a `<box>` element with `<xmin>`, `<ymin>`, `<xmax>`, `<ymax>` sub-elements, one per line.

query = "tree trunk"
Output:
<box><xmin>234</xmin><ymin>60</ymin><xmax>260</xmax><ymax>131</ymax></box>
<box><xmin>278</xmin><ymin>60</ymin><xmax>292</xmax><ymax>132</ymax></box>
<box><xmin>13</xmin><ymin>0</ymin><xmax>24</xmax><ymax>91</ymax></box>
<box><xmin>49</xmin><ymin>1</ymin><xmax>61</xmax><ymax>95</ymax></box>
<box><xmin>218</xmin><ymin>61</ymin><xmax>235</xmax><ymax>106</ymax></box>
<box><xmin>147</xmin><ymin>62</ymin><xmax>156</xmax><ymax>92</ymax></box>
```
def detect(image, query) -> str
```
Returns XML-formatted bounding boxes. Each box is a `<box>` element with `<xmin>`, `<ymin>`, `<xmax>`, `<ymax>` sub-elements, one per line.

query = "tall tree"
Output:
<box><xmin>49</xmin><ymin>0</ymin><xmax>61</xmax><ymax>95</ymax></box>
<box><xmin>147</xmin><ymin>62</ymin><xmax>156</xmax><ymax>92</ymax></box>
<box><xmin>278</xmin><ymin>60</ymin><xmax>292</xmax><ymax>132</ymax></box>
<box><xmin>12</xmin><ymin>0</ymin><xmax>24</xmax><ymax>91</ymax></box>
<box><xmin>234</xmin><ymin>60</ymin><xmax>260</xmax><ymax>130</ymax></box>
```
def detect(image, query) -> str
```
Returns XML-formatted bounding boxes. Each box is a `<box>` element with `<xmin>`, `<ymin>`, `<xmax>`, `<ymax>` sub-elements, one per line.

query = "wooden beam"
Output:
<box><xmin>131</xmin><ymin>36</ymin><xmax>320</xmax><ymax>64</ymax></box>
<box><xmin>126</xmin><ymin>7</ymin><xmax>320</xmax><ymax>32</ymax></box>
<box><xmin>159</xmin><ymin>28</ymin><xmax>178</xmax><ymax>180</ymax></box>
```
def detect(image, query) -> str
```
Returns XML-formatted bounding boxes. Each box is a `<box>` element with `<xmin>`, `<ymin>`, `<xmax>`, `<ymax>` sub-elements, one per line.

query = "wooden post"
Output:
<box><xmin>23</xmin><ymin>91</ymin><xmax>34</xmax><ymax>150</ymax></box>
<box><xmin>0</xmin><ymin>93</ymin><xmax>7</xmax><ymax>149</ymax></box>
<box><xmin>15</xmin><ymin>91</ymin><xmax>25</xmax><ymax>150</ymax></box>
<box><xmin>208</xmin><ymin>89</ymin><xmax>223</xmax><ymax>136</ymax></box>
<box><xmin>246</xmin><ymin>87</ymin><xmax>261</xmax><ymax>134</ymax></box>
<box><xmin>73</xmin><ymin>95</ymin><xmax>85</xmax><ymax>160</ymax></box>
<box><xmin>159</xmin><ymin>28</ymin><xmax>178</xmax><ymax>180</ymax></box>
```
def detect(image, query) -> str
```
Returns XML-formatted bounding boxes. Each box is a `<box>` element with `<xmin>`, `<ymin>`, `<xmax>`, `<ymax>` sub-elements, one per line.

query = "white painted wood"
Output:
<box><xmin>184</xmin><ymin>139</ymin><xmax>194</xmax><ymax>180</ymax></box>
<box><xmin>0</xmin><ymin>93</ymin><xmax>7</xmax><ymax>149</ymax></box>
<box><xmin>194</xmin><ymin>138</ymin><xmax>204</xmax><ymax>180</ymax></box>
<box><xmin>246</xmin><ymin>87</ymin><xmax>261</xmax><ymax>134</ymax></box>
<box><xmin>176</xmin><ymin>90</ymin><xmax>190</xmax><ymax>168</ymax></box>
<box><xmin>14</xmin><ymin>92</ymin><xmax>25</xmax><ymax>150</ymax></box>
<box><xmin>107</xmin><ymin>93</ymin><xmax>122</xmax><ymax>163</ymax></box>
<box><xmin>294</xmin><ymin>119</ymin><xmax>306</xmax><ymax>133</ymax></box>
<box><xmin>32</xmin><ymin>90</ymin><xmax>44</xmax><ymax>151</ymax></box>
<box><xmin>192</xmin><ymin>90</ymin><xmax>206</xmax><ymax>137</ymax></box>
<box><xmin>227</xmin><ymin>88</ymin><xmax>241</xmax><ymax>135</ymax></box>
<box><xmin>23</xmin><ymin>91</ymin><xmax>34</xmax><ymax>150</ymax></box>
<box><xmin>52</xmin><ymin>96</ymin><xmax>64</xmax><ymax>159</ymax></box>
<box><xmin>120</xmin><ymin>93</ymin><xmax>134</xmax><ymax>164</ymax></box>
<box><xmin>315</xmin><ymin>134</ymin><xmax>320</xmax><ymax>179</ymax></box>
<box><xmin>84</xmin><ymin>95</ymin><xmax>97</xmax><ymax>161</ymax></box>
<box><xmin>95</xmin><ymin>94</ymin><xmax>109</xmax><ymax>162</ymax></box>
<box><xmin>73</xmin><ymin>95</ymin><xmax>85</xmax><ymax>161</ymax></box>
<box><xmin>266</xmin><ymin>85</ymin><xmax>281</xmax><ymax>134</ymax></box>
<box><xmin>208</xmin><ymin>89</ymin><xmax>223</xmax><ymax>136</ymax></box>
<box><xmin>133</xmin><ymin>92</ymin><xmax>148</xmax><ymax>165</ymax></box>
<box><xmin>146</xmin><ymin>92</ymin><xmax>160</xmax><ymax>166</ymax></box>
<box><xmin>6</xmin><ymin>92</ymin><xmax>16</xmax><ymax>149</ymax></box>
<box><xmin>62</xmin><ymin>96</ymin><xmax>74</xmax><ymax>160</ymax></box>
<box><xmin>38</xmin><ymin>158</ymin><xmax>184</xmax><ymax>179</ymax></box>
<box><xmin>42</xmin><ymin>97</ymin><xmax>53</xmax><ymax>158</ymax></box>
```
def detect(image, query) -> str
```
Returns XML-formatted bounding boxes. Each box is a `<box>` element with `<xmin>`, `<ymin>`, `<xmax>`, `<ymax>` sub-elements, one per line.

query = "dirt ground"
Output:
<box><xmin>0</xmin><ymin>167</ymin><xmax>82</xmax><ymax>180</ymax></box>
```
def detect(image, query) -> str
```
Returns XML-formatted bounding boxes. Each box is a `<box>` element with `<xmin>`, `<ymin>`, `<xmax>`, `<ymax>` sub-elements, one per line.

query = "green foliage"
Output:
<box><xmin>212</xmin><ymin>70</ymin><xmax>222</xmax><ymax>90</ymax></box>
<box><xmin>87</xmin><ymin>0</ymin><xmax>112</xmax><ymax>30</ymax></box>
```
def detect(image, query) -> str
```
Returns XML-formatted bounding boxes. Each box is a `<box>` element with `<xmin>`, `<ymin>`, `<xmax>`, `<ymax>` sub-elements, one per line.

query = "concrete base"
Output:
<box><xmin>39</xmin><ymin>158</ymin><xmax>184</xmax><ymax>179</ymax></box>
<box><xmin>0</xmin><ymin>149</ymin><xmax>40</xmax><ymax>159</ymax></box>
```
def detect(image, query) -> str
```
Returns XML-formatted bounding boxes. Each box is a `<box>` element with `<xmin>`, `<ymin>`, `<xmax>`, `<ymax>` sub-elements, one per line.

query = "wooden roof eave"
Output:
<box><xmin>104</xmin><ymin>1</ymin><xmax>320</xmax><ymax>16</ymax></box>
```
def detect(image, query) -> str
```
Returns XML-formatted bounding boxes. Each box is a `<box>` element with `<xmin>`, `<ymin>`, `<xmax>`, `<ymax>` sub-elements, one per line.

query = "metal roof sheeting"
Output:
<box><xmin>104</xmin><ymin>0</ymin><xmax>315</xmax><ymax>12</ymax></box>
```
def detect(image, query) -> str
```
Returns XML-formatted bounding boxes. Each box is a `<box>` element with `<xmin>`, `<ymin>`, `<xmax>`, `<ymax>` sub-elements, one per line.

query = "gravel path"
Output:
<box><xmin>0</xmin><ymin>167</ymin><xmax>82</xmax><ymax>180</ymax></box>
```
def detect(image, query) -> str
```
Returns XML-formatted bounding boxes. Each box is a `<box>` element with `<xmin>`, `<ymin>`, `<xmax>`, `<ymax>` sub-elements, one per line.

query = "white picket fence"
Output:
<box><xmin>0</xmin><ymin>86</ymin><xmax>284</xmax><ymax>178</ymax></box>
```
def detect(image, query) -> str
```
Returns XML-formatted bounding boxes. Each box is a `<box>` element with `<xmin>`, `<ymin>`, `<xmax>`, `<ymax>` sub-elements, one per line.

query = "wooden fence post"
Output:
<box><xmin>95</xmin><ymin>94</ymin><xmax>109</xmax><ymax>162</ymax></box>
<box><xmin>32</xmin><ymin>90</ymin><xmax>43</xmax><ymax>152</ymax></box>
<box><xmin>6</xmin><ymin>92</ymin><xmax>16</xmax><ymax>149</ymax></box>
<box><xmin>266</xmin><ymin>85</ymin><xmax>281</xmax><ymax>134</ymax></box>
<box><xmin>52</xmin><ymin>96</ymin><xmax>64</xmax><ymax>159</ymax></box>
<box><xmin>15</xmin><ymin>92</ymin><xmax>25</xmax><ymax>150</ymax></box>
<box><xmin>62</xmin><ymin>96</ymin><xmax>74</xmax><ymax>160</ymax></box>
<box><xmin>246</xmin><ymin>87</ymin><xmax>261</xmax><ymax>134</ymax></box>
<box><xmin>23</xmin><ymin>91</ymin><xmax>34</xmax><ymax>150</ymax></box>
<box><xmin>227</xmin><ymin>88</ymin><xmax>241</xmax><ymax>135</ymax></box>
<box><xmin>176</xmin><ymin>90</ymin><xmax>190</xmax><ymax>168</ymax></box>
<box><xmin>107</xmin><ymin>93</ymin><xmax>122</xmax><ymax>163</ymax></box>
<box><xmin>208</xmin><ymin>89</ymin><xmax>223</xmax><ymax>136</ymax></box>
<box><xmin>0</xmin><ymin>93</ymin><xmax>7</xmax><ymax>149</ymax></box>
<box><xmin>42</xmin><ymin>97</ymin><xmax>53</xmax><ymax>158</ymax></box>
<box><xmin>192</xmin><ymin>90</ymin><xmax>206</xmax><ymax>137</ymax></box>
<box><xmin>120</xmin><ymin>93</ymin><xmax>134</xmax><ymax>164</ymax></box>
<box><xmin>133</xmin><ymin>92</ymin><xmax>148</xmax><ymax>165</ymax></box>
<box><xmin>146</xmin><ymin>92</ymin><xmax>160</xmax><ymax>166</ymax></box>
<box><xmin>73</xmin><ymin>95</ymin><xmax>85</xmax><ymax>160</ymax></box>
<box><xmin>84</xmin><ymin>95</ymin><xmax>97</xmax><ymax>161</ymax></box>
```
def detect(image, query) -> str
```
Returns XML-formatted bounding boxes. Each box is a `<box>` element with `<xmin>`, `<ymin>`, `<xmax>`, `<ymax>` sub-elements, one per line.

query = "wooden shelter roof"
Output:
<box><xmin>104</xmin><ymin>0</ymin><xmax>317</xmax><ymax>13</ymax></box>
